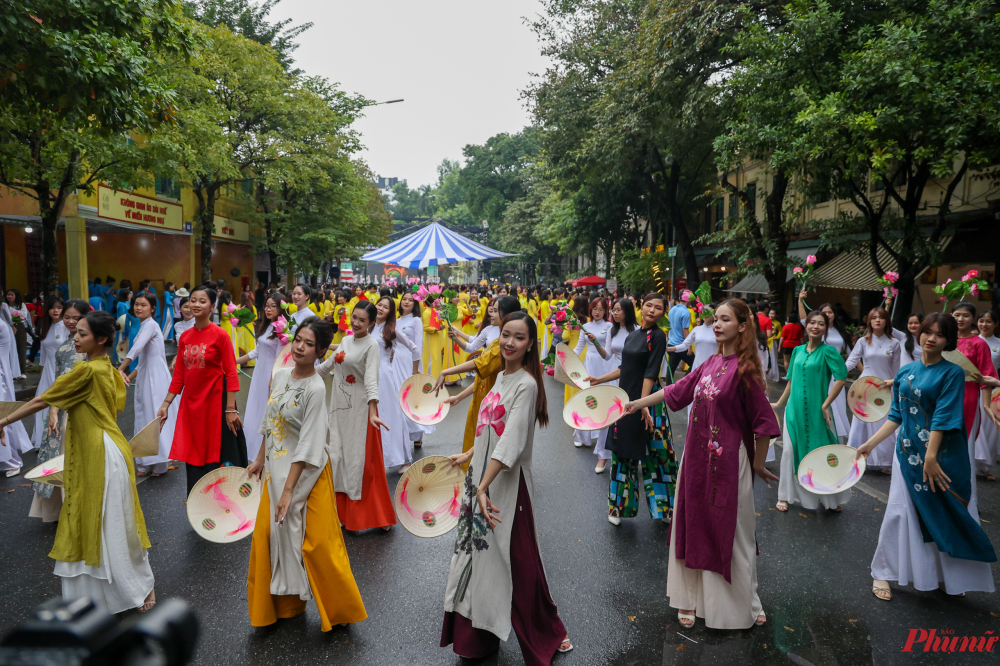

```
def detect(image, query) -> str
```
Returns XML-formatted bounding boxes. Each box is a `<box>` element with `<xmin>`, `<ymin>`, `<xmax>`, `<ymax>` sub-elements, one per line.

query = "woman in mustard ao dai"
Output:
<box><xmin>772</xmin><ymin>310</ymin><xmax>849</xmax><ymax>511</ymax></box>
<box><xmin>442</xmin><ymin>313</ymin><xmax>572</xmax><ymax>663</ymax></box>
<box><xmin>247</xmin><ymin>319</ymin><xmax>366</xmax><ymax>630</ymax></box>
<box><xmin>625</xmin><ymin>300</ymin><xmax>779</xmax><ymax>630</ymax></box>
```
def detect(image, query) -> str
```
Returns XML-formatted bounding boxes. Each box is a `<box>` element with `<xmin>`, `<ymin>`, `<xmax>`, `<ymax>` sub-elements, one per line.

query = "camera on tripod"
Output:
<box><xmin>0</xmin><ymin>596</ymin><xmax>198</xmax><ymax>666</ymax></box>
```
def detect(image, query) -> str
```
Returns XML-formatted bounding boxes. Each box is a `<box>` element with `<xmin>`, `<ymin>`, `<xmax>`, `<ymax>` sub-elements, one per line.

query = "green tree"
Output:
<box><xmin>460</xmin><ymin>129</ymin><xmax>540</xmax><ymax>226</ymax></box>
<box><xmin>0</xmin><ymin>0</ymin><xmax>193</xmax><ymax>295</ymax></box>
<box><xmin>184</xmin><ymin>0</ymin><xmax>312</xmax><ymax>70</ymax></box>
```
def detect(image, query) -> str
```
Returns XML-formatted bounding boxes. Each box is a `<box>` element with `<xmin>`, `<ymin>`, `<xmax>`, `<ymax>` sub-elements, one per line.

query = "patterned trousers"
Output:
<box><xmin>608</xmin><ymin>401</ymin><xmax>677</xmax><ymax>519</ymax></box>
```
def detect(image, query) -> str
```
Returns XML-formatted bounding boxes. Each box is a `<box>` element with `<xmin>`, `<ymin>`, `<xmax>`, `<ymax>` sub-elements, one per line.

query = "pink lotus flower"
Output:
<box><xmin>476</xmin><ymin>391</ymin><xmax>506</xmax><ymax>437</ymax></box>
<box><xmin>273</xmin><ymin>316</ymin><xmax>289</xmax><ymax>345</ymax></box>
<box><xmin>545</xmin><ymin>365</ymin><xmax>555</xmax><ymax>376</ymax></box>
<box><xmin>968</xmin><ymin>269</ymin><xmax>979</xmax><ymax>278</ymax></box>
<box><xmin>971</xmin><ymin>283</ymin><xmax>979</xmax><ymax>296</ymax></box>
<box><xmin>882</xmin><ymin>271</ymin><xmax>899</xmax><ymax>283</ymax></box>
<box><xmin>806</xmin><ymin>255</ymin><xmax>817</xmax><ymax>265</ymax></box>
<box><xmin>680</xmin><ymin>289</ymin><xmax>693</xmax><ymax>302</ymax></box>
<box><xmin>552</xmin><ymin>325</ymin><xmax>563</xmax><ymax>335</ymax></box>
<box><xmin>555</xmin><ymin>310</ymin><xmax>566</xmax><ymax>322</ymax></box>
<box><xmin>792</xmin><ymin>266</ymin><xmax>803</xmax><ymax>274</ymax></box>
<box><xmin>431</xmin><ymin>298</ymin><xmax>442</xmax><ymax>308</ymax></box>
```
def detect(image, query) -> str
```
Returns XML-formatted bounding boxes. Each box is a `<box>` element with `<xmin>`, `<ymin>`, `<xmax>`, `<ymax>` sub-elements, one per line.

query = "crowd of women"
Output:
<box><xmin>1</xmin><ymin>275</ymin><xmax>998</xmax><ymax>665</ymax></box>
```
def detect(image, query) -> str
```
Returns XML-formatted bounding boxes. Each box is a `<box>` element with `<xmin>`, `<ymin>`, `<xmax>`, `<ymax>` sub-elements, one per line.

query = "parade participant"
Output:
<box><xmin>289</xmin><ymin>284</ymin><xmax>317</xmax><ymax>328</ymax></box>
<box><xmin>766</xmin><ymin>309</ymin><xmax>781</xmax><ymax>382</ymax></box>
<box><xmin>666</xmin><ymin>306</ymin><xmax>718</xmax><ymax>374</ymax></box>
<box><xmin>161</xmin><ymin>282</ymin><xmax>176</xmax><ymax>340</ymax></box>
<box><xmin>586</xmin><ymin>293</ymin><xmax>676</xmax><ymax>526</ymax></box>
<box><xmin>317</xmin><ymin>301</ymin><xmax>396</xmax><ymax>532</ymax></box>
<box><xmin>900</xmin><ymin>313</ymin><xmax>923</xmax><ymax>366</ymax></box>
<box><xmin>119</xmin><ymin>292</ymin><xmax>177</xmax><ymax>477</ymax></box>
<box><xmin>571</xmin><ymin>297</ymin><xmax>613</xmax><ymax>449</ymax></box>
<box><xmin>780</xmin><ymin>313</ymin><xmax>804</xmax><ymax>374</ymax></box>
<box><xmin>422</xmin><ymin>294</ymin><xmax>446</xmax><ymax>379</ymax></box>
<box><xmin>432</xmin><ymin>296</ymin><xmax>521</xmax><ymax>460</ymax></box>
<box><xmin>113</xmin><ymin>289</ymin><xmax>131</xmax><ymax>365</ymax></box>
<box><xmin>0</xmin><ymin>311</ymin><xmax>156</xmax><ymax>613</ymax></box>
<box><xmin>975</xmin><ymin>309</ymin><xmax>1000</xmax><ymax>479</ymax></box>
<box><xmin>172</xmin><ymin>297</ymin><xmax>194</xmax><ymax>342</ymax></box>
<box><xmin>666</xmin><ymin>296</ymin><xmax>692</xmax><ymax>381</ymax></box>
<box><xmin>858</xmin><ymin>313</ymin><xmax>997</xmax><ymax>601</ymax></box>
<box><xmin>772</xmin><ymin>310</ymin><xmax>849</xmax><ymax>511</ymax></box>
<box><xmin>247</xmin><ymin>319</ymin><xmax>367</xmax><ymax>631</ymax></box>
<box><xmin>798</xmin><ymin>290</ymin><xmax>851</xmax><ymax>442</ymax></box>
<box><xmin>563</xmin><ymin>296</ymin><xmax>589</xmax><ymax>406</ymax></box>
<box><xmin>842</xmin><ymin>307</ymin><xmax>901</xmax><ymax>472</ymax></box>
<box><xmin>440</xmin><ymin>293</ymin><xmax>467</xmax><ymax>385</ymax></box>
<box><xmin>31</xmin><ymin>297</ymin><xmax>67</xmax><ymax>448</ymax></box>
<box><xmin>452</xmin><ymin>298</ymin><xmax>499</xmax><ymax>354</ymax></box>
<box><xmin>372</xmin><ymin>296</ymin><xmax>419</xmax><ymax>473</ymax></box>
<box><xmin>157</xmin><ymin>286</ymin><xmax>245</xmax><ymax>494</ymax></box>
<box><xmin>442</xmin><ymin>312</ymin><xmax>573</xmax><ymax>662</ymax></box>
<box><xmin>0</xmin><ymin>305</ymin><xmax>31</xmax><ymax>476</ymax></box>
<box><xmin>30</xmin><ymin>299</ymin><xmax>90</xmax><ymax>520</ymax></box>
<box><xmin>6</xmin><ymin>289</ymin><xmax>30</xmax><ymax>376</ymax></box>
<box><xmin>235</xmin><ymin>291</ymin><xmax>257</xmax><ymax>364</ymax></box>
<box><xmin>217</xmin><ymin>290</ymin><xmax>240</xmax><ymax>357</ymax></box>
<box><xmin>238</xmin><ymin>293</ymin><xmax>287</xmax><ymax>461</ymax></box>
<box><xmin>951</xmin><ymin>302</ymin><xmax>1000</xmax><ymax>480</ymax></box>
<box><xmin>624</xmin><ymin>299</ymin><xmax>780</xmax><ymax>629</ymax></box>
<box><xmin>590</xmin><ymin>298</ymin><xmax>637</xmax><ymax>474</ymax></box>
<box><xmin>539</xmin><ymin>289</ymin><xmax>551</xmax><ymax>354</ymax></box>
<box><xmin>104</xmin><ymin>277</ymin><xmax>117</xmax><ymax>314</ymax></box>
<box><xmin>333</xmin><ymin>290</ymin><xmax>351</xmax><ymax>344</ymax></box>
<box><xmin>398</xmin><ymin>292</ymin><xmax>433</xmax><ymax>448</ymax></box>
<box><xmin>121</xmin><ymin>288</ymin><xmax>143</xmax><ymax>371</ymax></box>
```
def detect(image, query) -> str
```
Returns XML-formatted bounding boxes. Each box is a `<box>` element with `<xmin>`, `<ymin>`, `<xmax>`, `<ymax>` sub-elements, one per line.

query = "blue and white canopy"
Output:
<box><xmin>361</xmin><ymin>222</ymin><xmax>515</xmax><ymax>269</ymax></box>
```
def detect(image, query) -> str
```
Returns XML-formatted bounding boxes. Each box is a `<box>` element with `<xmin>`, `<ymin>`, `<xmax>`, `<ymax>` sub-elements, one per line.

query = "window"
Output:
<box><xmin>715</xmin><ymin>199</ymin><xmax>725</xmax><ymax>231</ymax></box>
<box><xmin>242</xmin><ymin>179</ymin><xmax>254</xmax><ymax>196</ymax></box>
<box><xmin>728</xmin><ymin>193</ymin><xmax>737</xmax><ymax>221</ymax></box>
<box><xmin>745</xmin><ymin>183</ymin><xmax>756</xmax><ymax>220</ymax></box>
<box><xmin>155</xmin><ymin>178</ymin><xmax>179</xmax><ymax>199</ymax></box>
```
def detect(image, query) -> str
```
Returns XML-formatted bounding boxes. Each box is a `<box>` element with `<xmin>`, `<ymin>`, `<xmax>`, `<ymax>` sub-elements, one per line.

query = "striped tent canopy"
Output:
<box><xmin>361</xmin><ymin>222</ymin><xmax>515</xmax><ymax>269</ymax></box>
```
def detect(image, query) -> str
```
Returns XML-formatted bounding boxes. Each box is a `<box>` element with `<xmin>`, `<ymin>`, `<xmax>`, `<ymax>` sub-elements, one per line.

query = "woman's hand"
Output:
<box><xmin>448</xmin><ymin>450</ymin><xmax>473</xmax><ymax>467</ymax></box>
<box><xmin>118</xmin><ymin>367</ymin><xmax>131</xmax><ymax>387</ymax></box>
<box><xmin>274</xmin><ymin>490</ymin><xmax>292</xmax><ymax>524</ymax></box>
<box><xmin>156</xmin><ymin>403</ymin><xmax>170</xmax><ymax>430</ymax></box>
<box><xmin>444</xmin><ymin>395</ymin><xmax>462</xmax><ymax>407</ymax></box>
<box><xmin>0</xmin><ymin>429</ymin><xmax>6</xmax><ymax>447</ymax></box>
<box><xmin>923</xmin><ymin>454</ymin><xmax>951</xmax><ymax>493</ymax></box>
<box><xmin>247</xmin><ymin>457</ymin><xmax>264</xmax><ymax>482</ymax></box>
<box><xmin>47</xmin><ymin>406</ymin><xmax>59</xmax><ymax>436</ymax></box>
<box><xmin>753</xmin><ymin>462</ymin><xmax>779</xmax><ymax>486</ymax></box>
<box><xmin>822</xmin><ymin>404</ymin><xmax>833</xmax><ymax>431</ymax></box>
<box><xmin>584</xmin><ymin>375</ymin><xmax>601</xmax><ymax>386</ymax></box>
<box><xmin>883</xmin><ymin>378</ymin><xmax>894</xmax><ymax>387</ymax></box>
<box><xmin>642</xmin><ymin>406</ymin><xmax>654</xmax><ymax>431</ymax></box>
<box><xmin>476</xmin><ymin>488</ymin><xmax>501</xmax><ymax>529</ymax></box>
<box><xmin>585</xmin><ymin>331</ymin><xmax>596</xmax><ymax>343</ymax></box>
<box><xmin>799</xmin><ymin>288</ymin><xmax>808</xmax><ymax>300</ymax></box>
<box><xmin>855</xmin><ymin>440</ymin><xmax>875</xmax><ymax>461</ymax></box>
<box><xmin>371</xmin><ymin>413</ymin><xmax>389</xmax><ymax>431</ymax></box>
<box><xmin>226</xmin><ymin>410</ymin><xmax>242</xmax><ymax>434</ymax></box>
<box><xmin>432</xmin><ymin>372</ymin><xmax>448</xmax><ymax>396</ymax></box>
<box><xmin>623</xmin><ymin>400</ymin><xmax>639</xmax><ymax>415</ymax></box>
<box><xmin>978</xmin><ymin>374</ymin><xmax>1000</xmax><ymax>388</ymax></box>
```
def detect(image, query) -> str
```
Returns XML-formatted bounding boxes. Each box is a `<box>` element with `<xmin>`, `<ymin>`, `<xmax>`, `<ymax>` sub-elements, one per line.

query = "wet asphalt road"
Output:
<box><xmin>1</xmin><ymin>369</ymin><xmax>999</xmax><ymax>666</ymax></box>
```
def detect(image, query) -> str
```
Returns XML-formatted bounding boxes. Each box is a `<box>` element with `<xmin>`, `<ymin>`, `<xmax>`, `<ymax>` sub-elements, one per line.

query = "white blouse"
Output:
<box><xmin>465</xmin><ymin>325</ymin><xmax>500</xmax><ymax>354</ymax></box>
<box><xmin>845</xmin><ymin>333</ymin><xmax>901</xmax><ymax>380</ymax></box>
<box><xmin>670</xmin><ymin>323</ymin><xmax>719</xmax><ymax>371</ymax></box>
<box><xmin>980</xmin><ymin>335</ymin><xmax>1000</xmax><ymax>373</ymax></box>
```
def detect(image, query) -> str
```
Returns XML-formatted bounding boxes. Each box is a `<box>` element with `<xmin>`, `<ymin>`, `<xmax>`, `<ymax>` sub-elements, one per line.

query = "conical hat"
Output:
<box><xmin>797</xmin><ymin>444</ymin><xmax>866</xmax><ymax>495</ymax></box>
<box><xmin>992</xmin><ymin>388</ymin><xmax>1000</xmax><ymax>422</ymax></box>
<box><xmin>272</xmin><ymin>342</ymin><xmax>295</xmax><ymax>377</ymax></box>
<box><xmin>393</xmin><ymin>456</ymin><xmax>465</xmax><ymax>538</ymax></box>
<box><xmin>847</xmin><ymin>376</ymin><xmax>892</xmax><ymax>423</ymax></box>
<box><xmin>115</xmin><ymin>339</ymin><xmax>128</xmax><ymax>360</ymax></box>
<box><xmin>562</xmin><ymin>385</ymin><xmax>628</xmax><ymax>431</ymax></box>
<box><xmin>129</xmin><ymin>419</ymin><xmax>160</xmax><ymax>458</ymax></box>
<box><xmin>398</xmin><ymin>374</ymin><xmax>450</xmax><ymax>426</ymax></box>
<box><xmin>186</xmin><ymin>467</ymin><xmax>261</xmax><ymax>543</ymax></box>
<box><xmin>943</xmin><ymin>349</ymin><xmax>979</xmax><ymax>380</ymax></box>
<box><xmin>25</xmin><ymin>454</ymin><xmax>65</xmax><ymax>487</ymax></box>
<box><xmin>554</xmin><ymin>343</ymin><xmax>590</xmax><ymax>389</ymax></box>
<box><xmin>0</xmin><ymin>401</ymin><xmax>25</xmax><ymax>421</ymax></box>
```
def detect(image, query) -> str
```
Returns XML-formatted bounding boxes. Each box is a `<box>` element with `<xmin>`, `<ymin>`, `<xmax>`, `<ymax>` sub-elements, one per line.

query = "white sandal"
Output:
<box><xmin>678</xmin><ymin>611</ymin><xmax>695</xmax><ymax>628</ymax></box>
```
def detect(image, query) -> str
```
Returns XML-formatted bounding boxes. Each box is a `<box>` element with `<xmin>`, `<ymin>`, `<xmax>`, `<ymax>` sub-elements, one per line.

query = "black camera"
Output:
<box><xmin>0</xmin><ymin>597</ymin><xmax>198</xmax><ymax>666</ymax></box>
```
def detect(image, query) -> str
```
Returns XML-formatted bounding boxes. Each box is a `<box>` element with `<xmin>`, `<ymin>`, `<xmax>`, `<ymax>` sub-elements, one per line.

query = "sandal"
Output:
<box><xmin>139</xmin><ymin>590</ymin><xmax>156</xmax><ymax>612</ymax></box>
<box><xmin>872</xmin><ymin>582</ymin><xmax>892</xmax><ymax>602</ymax></box>
<box><xmin>776</xmin><ymin>501</ymin><xmax>788</xmax><ymax>512</ymax></box>
<box><xmin>558</xmin><ymin>636</ymin><xmax>573</xmax><ymax>653</ymax></box>
<box><xmin>982</xmin><ymin>472</ymin><xmax>996</xmax><ymax>482</ymax></box>
<box><xmin>678</xmin><ymin>611</ymin><xmax>695</xmax><ymax>628</ymax></box>
<box><xmin>136</xmin><ymin>471</ymin><xmax>149</xmax><ymax>477</ymax></box>
<box><xmin>755</xmin><ymin>611</ymin><xmax>766</xmax><ymax>626</ymax></box>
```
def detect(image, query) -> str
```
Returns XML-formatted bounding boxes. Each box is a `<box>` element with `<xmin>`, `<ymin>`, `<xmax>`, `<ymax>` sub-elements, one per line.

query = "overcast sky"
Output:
<box><xmin>272</xmin><ymin>0</ymin><xmax>551</xmax><ymax>188</ymax></box>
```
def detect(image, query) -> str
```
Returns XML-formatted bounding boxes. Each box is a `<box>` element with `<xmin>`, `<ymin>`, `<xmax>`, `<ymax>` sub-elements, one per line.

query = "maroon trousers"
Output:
<box><xmin>441</xmin><ymin>472</ymin><xmax>567</xmax><ymax>665</ymax></box>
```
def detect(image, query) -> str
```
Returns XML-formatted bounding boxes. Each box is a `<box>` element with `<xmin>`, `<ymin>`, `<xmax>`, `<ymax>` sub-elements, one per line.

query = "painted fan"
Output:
<box><xmin>797</xmin><ymin>445</ymin><xmax>867</xmax><ymax>495</ymax></box>
<box><xmin>393</xmin><ymin>456</ymin><xmax>464</xmax><ymax>538</ymax></box>
<box><xmin>554</xmin><ymin>343</ymin><xmax>590</xmax><ymax>390</ymax></box>
<box><xmin>846</xmin><ymin>377</ymin><xmax>892</xmax><ymax>423</ymax></box>
<box><xmin>186</xmin><ymin>467</ymin><xmax>261</xmax><ymax>543</ymax></box>
<box><xmin>398</xmin><ymin>374</ymin><xmax>450</xmax><ymax>426</ymax></box>
<box><xmin>25</xmin><ymin>454</ymin><xmax>65</xmax><ymax>487</ymax></box>
<box><xmin>562</xmin><ymin>386</ymin><xmax>629</xmax><ymax>431</ymax></box>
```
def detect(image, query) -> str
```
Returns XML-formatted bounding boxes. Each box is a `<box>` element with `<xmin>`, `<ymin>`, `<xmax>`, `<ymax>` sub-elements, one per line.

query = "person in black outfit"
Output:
<box><xmin>586</xmin><ymin>292</ymin><xmax>678</xmax><ymax>526</ymax></box>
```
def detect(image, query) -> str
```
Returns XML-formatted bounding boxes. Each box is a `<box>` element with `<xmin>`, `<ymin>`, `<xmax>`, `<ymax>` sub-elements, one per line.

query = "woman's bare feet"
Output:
<box><xmin>872</xmin><ymin>580</ymin><xmax>891</xmax><ymax>601</ymax></box>
<box><xmin>776</xmin><ymin>500</ymin><xmax>788</xmax><ymax>512</ymax></box>
<box><xmin>136</xmin><ymin>471</ymin><xmax>149</xmax><ymax>477</ymax></box>
<box><xmin>140</xmin><ymin>589</ymin><xmax>156</xmax><ymax>612</ymax></box>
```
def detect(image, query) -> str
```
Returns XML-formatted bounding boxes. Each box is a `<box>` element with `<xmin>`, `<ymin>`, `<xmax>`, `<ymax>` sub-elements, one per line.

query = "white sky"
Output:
<box><xmin>273</xmin><ymin>0</ymin><xmax>551</xmax><ymax>188</ymax></box>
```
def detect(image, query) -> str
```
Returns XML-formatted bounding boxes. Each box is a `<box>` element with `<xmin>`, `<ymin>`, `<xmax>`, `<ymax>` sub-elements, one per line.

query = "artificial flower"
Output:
<box><xmin>806</xmin><ymin>255</ymin><xmax>817</xmax><ymax>265</ymax></box>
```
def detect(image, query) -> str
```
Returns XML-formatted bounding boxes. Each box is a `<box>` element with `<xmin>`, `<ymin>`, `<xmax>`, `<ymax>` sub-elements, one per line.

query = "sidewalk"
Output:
<box><xmin>12</xmin><ymin>340</ymin><xmax>178</xmax><ymax>400</ymax></box>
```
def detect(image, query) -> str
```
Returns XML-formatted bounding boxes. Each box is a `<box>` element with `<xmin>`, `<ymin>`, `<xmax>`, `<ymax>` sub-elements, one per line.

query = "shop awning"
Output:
<box><xmin>725</xmin><ymin>248</ymin><xmax>817</xmax><ymax>294</ymax></box>
<box><xmin>810</xmin><ymin>236</ymin><xmax>953</xmax><ymax>291</ymax></box>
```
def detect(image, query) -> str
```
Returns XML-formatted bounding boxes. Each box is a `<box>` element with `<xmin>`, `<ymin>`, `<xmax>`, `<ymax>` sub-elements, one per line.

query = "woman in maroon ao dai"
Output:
<box><xmin>625</xmin><ymin>300</ymin><xmax>779</xmax><ymax>630</ymax></box>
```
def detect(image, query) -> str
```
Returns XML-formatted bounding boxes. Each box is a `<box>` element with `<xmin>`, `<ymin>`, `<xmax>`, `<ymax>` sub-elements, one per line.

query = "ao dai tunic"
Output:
<box><xmin>127</xmin><ymin>317</ymin><xmax>177</xmax><ymax>467</ymax></box>
<box><xmin>242</xmin><ymin>324</ymin><xmax>281</xmax><ymax>461</ymax></box>
<box><xmin>33</xmin><ymin>339</ymin><xmax>84</xmax><ymax>499</ymax></box>
<box><xmin>32</xmin><ymin>321</ymin><xmax>69</xmax><ymax>447</ymax></box>
<box><xmin>397</xmin><ymin>314</ymin><xmax>424</xmax><ymax>369</ymax></box>
<box><xmin>785</xmin><ymin>344</ymin><xmax>848</xmax><ymax>469</ymax></box>
<box><xmin>955</xmin><ymin>336</ymin><xmax>997</xmax><ymax>440</ymax></box>
<box><xmin>980</xmin><ymin>335</ymin><xmax>1000</xmax><ymax>373</ymax></box>
<box><xmin>317</xmin><ymin>333</ymin><xmax>379</xmax><ymax>500</ymax></box>
<box><xmin>845</xmin><ymin>333</ymin><xmax>901</xmax><ymax>381</ymax></box>
<box><xmin>372</xmin><ymin>322</ymin><xmax>419</xmax><ymax>468</ymax></box>
<box><xmin>465</xmin><ymin>326</ymin><xmax>500</xmax><ymax>354</ymax></box>
<box><xmin>573</xmin><ymin>320</ymin><xmax>614</xmax><ymax>378</ymax></box>
<box><xmin>671</xmin><ymin>324</ymin><xmax>719</xmax><ymax>372</ymax></box>
<box><xmin>662</xmin><ymin>355</ymin><xmax>779</xmax><ymax>581</ymax></box>
<box><xmin>444</xmin><ymin>369</ymin><xmax>541</xmax><ymax>640</ymax></box>
<box><xmin>259</xmin><ymin>369</ymin><xmax>330</xmax><ymax>598</ymax></box>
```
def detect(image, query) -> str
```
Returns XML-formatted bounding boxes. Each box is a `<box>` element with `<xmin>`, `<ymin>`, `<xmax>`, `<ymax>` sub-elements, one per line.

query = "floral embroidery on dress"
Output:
<box><xmin>346</xmin><ymin>374</ymin><xmax>356</xmax><ymax>384</ymax></box>
<box><xmin>908</xmin><ymin>454</ymin><xmax>922</xmax><ymax>466</ymax></box>
<box><xmin>694</xmin><ymin>374</ymin><xmax>720</xmax><ymax>401</ymax></box>
<box><xmin>334</xmin><ymin>350</ymin><xmax>346</xmax><ymax>364</ymax></box>
<box><xmin>183</xmin><ymin>343</ymin><xmax>208</xmax><ymax>369</ymax></box>
<box><xmin>476</xmin><ymin>391</ymin><xmax>506</xmax><ymax>437</ymax></box>
<box><xmin>917</xmin><ymin>429</ymin><xmax>930</xmax><ymax>442</ymax></box>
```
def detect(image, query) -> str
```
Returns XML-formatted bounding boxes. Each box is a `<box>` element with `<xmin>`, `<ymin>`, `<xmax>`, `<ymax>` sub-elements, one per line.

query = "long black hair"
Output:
<box><xmin>258</xmin><ymin>291</ymin><xmax>287</xmax><ymax>338</ymax></box>
<box><xmin>610</xmin><ymin>297</ymin><xmax>637</xmax><ymax>340</ymax></box>
<box><xmin>39</xmin><ymin>297</ymin><xmax>65</xmax><ymax>339</ymax></box>
<box><xmin>499</xmin><ymin>311</ymin><xmax>548</xmax><ymax>427</ymax></box>
<box><xmin>191</xmin><ymin>285</ymin><xmax>218</xmax><ymax>305</ymax></box>
<box><xmin>815</xmin><ymin>302</ymin><xmax>850</xmax><ymax>353</ymax></box>
<box><xmin>904</xmin><ymin>312</ymin><xmax>923</xmax><ymax>357</ymax></box>
<box><xmin>376</xmin><ymin>296</ymin><xmax>397</xmax><ymax>351</ymax></box>
<box><xmin>84</xmin><ymin>310</ymin><xmax>118</xmax><ymax>348</ymax></box>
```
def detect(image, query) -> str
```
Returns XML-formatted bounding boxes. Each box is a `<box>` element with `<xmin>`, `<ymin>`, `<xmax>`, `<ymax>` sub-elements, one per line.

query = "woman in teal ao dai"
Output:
<box><xmin>772</xmin><ymin>310</ymin><xmax>848</xmax><ymax>511</ymax></box>
<box><xmin>858</xmin><ymin>313</ymin><xmax>995</xmax><ymax>601</ymax></box>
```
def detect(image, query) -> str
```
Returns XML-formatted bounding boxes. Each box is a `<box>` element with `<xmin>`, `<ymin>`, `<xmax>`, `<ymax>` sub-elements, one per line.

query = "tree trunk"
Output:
<box><xmin>763</xmin><ymin>168</ymin><xmax>791</xmax><ymax>318</ymax></box>
<box><xmin>38</xmin><ymin>190</ymin><xmax>59</xmax><ymax>298</ymax></box>
<box><xmin>197</xmin><ymin>184</ymin><xmax>217</xmax><ymax>284</ymax></box>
